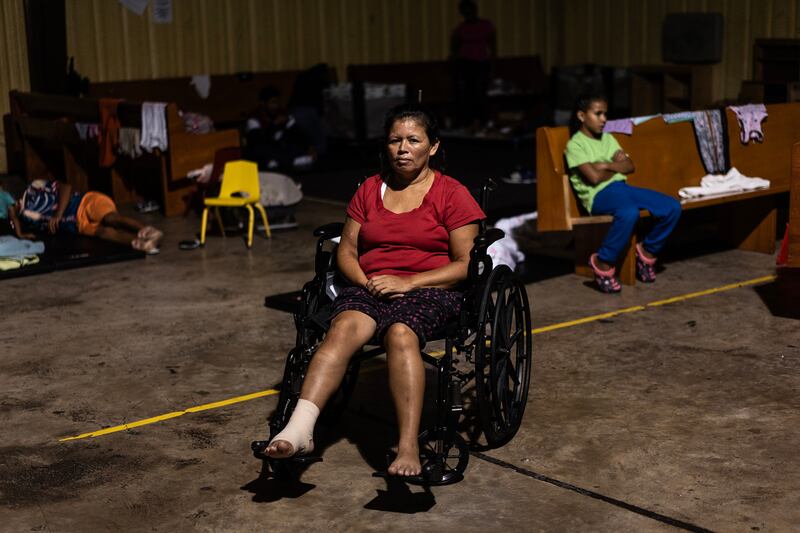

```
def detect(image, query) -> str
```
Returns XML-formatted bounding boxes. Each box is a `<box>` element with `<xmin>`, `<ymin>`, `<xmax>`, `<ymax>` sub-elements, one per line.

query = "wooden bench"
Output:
<box><xmin>89</xmin><ymin>68</ymin><xmax>337</xmax><ymax>130</ymax></box>
<box><xmin>536</xmin><ymin>103</ymin><xmax>800</xmax><ymax>284</ymax></box>
<box><xmin>9</xmin><ymin>90</ymin><xmax>240</xmax><ymax>216</ymax></box>
<box><xmin>789</xmin><ymin>141</ymin><xmax>800</xmax><ymax>268</ymax></box>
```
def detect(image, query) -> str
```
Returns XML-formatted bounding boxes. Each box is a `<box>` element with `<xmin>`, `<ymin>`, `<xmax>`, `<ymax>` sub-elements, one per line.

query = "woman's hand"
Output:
<box><xmin>366</xmin><ymin>275</ymin><xmax>415</xmax><ymax>299</ymax></box>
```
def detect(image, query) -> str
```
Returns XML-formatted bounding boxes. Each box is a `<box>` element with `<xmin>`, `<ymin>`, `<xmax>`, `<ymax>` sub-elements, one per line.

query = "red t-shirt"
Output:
<box><xmin>454</xmin><ymin>19</ymin><xmax>495</xmax><ymax>62</ymax></box>
<box><xmin>346</xmin><ymin>172</ymin><xmax>486</xmax><ymax>278</ymax></box>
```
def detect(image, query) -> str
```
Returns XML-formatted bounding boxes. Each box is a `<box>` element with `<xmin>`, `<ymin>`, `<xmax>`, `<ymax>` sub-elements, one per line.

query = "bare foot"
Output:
<box><xmin>388</xmin><ymin>444</ymin><xmax>421</xmax><ymax>477</ymax></box>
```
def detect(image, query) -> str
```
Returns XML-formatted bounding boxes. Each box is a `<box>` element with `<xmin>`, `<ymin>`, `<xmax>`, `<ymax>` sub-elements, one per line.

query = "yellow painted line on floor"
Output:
<box><xmin>645</xmin><ymin>274</ymin><xmax>775</xmax><ymax>307</ymax></box>
<box><xmin>59</xmin><ymin>389</ymin><xmax>279</xmax><ymax>442</ymax></box>
<box><xmin>60</xmin><ymin>274</ymin><xmax>775</xmax><ymax>442</ymax></box>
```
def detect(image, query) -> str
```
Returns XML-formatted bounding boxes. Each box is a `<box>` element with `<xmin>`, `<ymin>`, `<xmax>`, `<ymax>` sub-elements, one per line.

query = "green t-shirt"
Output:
<box><xmin>0</xmin><ymin>189</ymin><xmax>14</xmax><ymax>219</ymax></box>
<box><xmin>564</xmin><ymin>131</ymin><xmax>627</xmax><ymax>213</ymax></box>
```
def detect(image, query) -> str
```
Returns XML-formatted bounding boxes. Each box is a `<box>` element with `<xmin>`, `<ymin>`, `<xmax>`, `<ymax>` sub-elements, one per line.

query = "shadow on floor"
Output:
<box><xmin>753</xmin><ymin>270</ymin><xmax>800</xmax><ymax>320</ymax></box>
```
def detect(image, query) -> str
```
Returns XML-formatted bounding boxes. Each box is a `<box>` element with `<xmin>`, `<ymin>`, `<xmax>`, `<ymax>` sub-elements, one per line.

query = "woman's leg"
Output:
<box><xmin>266</xmin><ymin>310</ymin><xmax>376</xmax><ymax>458</ymax></box>
<box><xmin>383</xmin><ymin>322</ymin><xmax>425</xmax><ymax>477</ymax></box>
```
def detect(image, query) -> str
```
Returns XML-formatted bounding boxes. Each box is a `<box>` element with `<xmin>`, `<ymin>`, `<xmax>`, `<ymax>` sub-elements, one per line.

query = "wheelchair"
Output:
<box><xmin>252</xmin><ymin>180</ymin><xmax>532</xmax><ymax>485</ymax></box>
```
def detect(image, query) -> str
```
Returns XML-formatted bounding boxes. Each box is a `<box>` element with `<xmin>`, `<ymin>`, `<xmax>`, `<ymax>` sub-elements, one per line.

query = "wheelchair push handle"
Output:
<box><xmin>313</xmin><ymin>222</ymin><xmax>344</xmax><ymax>239</ymax></box>
<box><xmin>479</xmin><ymin>179</ymin><xmax>496</xmax><ymax>233</ymax></box>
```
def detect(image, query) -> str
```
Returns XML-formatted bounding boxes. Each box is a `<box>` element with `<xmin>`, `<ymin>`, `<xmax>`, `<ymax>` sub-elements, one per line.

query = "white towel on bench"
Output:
<box><xmin>678</xmin><ymin>167</ymin><xmax>770</xmax><ymax>199</ymax></box>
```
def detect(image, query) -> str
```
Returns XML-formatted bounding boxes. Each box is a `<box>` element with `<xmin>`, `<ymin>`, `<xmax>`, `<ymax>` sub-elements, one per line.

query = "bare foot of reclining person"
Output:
<box><xmin>388</xmin><ymin>443</ymin><xmax>421</xmax><ymax>477</ymax></box>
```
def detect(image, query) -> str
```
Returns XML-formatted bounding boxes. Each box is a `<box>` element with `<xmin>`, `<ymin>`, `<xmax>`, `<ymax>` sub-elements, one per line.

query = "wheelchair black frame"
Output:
<box><xmin>253</xmin><ymin>179</ymin><xmax>532</xmax><ymax>486</ymax></box>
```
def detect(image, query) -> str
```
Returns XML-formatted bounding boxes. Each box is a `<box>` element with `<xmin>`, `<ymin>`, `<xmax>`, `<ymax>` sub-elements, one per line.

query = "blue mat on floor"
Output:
<box><xmin>0</xmin><ymin>234</ymin><xmax>145</xmax><ymax>281</ymax></box>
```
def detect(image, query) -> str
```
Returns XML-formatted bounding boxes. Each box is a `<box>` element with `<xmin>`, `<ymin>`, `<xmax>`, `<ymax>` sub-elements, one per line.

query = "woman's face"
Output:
<box><xmin>386</xmin><ymin>118</ymin><xmax>439</xmax><ymax>176</ymax></box>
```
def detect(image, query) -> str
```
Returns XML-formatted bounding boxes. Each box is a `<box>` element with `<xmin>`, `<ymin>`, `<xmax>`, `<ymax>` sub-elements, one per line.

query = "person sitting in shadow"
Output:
<box><xmin>244</xmin><ymin>85</ymin><xmax>316</xmax><ymax>172</ymax></box>
<box><xmin>9</xmin><ymin>177</ymin><xmax>163</xmax><ymax>254</ymax></box>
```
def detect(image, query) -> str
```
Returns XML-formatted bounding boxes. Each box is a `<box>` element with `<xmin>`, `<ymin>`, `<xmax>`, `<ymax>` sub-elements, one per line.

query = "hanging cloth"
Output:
<box><xmin>98</xmin><ymin>98</ymin><xmax>122</xmax><ymax>167</ymax></box>
<box><xmin>140</xmin><ymin>102</ymin><xmax>169</xmax><ymax>152</ymax></box>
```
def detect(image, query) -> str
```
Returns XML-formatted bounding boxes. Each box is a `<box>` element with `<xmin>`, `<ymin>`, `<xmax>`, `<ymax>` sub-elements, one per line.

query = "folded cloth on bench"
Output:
<box><xmin>678</xmin><ymin>167</ymin><xmax>770</xmax><ymax>199</ymax></box>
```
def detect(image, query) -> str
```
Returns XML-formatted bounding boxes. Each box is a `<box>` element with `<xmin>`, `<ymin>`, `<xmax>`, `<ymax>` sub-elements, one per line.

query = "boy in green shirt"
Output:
<box><xmin>565</xmin><ymin>95</ymin><xmax>681</xmax><ymax>293</ymax></box>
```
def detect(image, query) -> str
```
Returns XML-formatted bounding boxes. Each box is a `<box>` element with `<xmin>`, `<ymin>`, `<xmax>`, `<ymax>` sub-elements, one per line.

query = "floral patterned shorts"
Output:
<box><xmin>330</xmin><ymin>286</ymin><xmax>463</xmax><ymax>348</ymax></box>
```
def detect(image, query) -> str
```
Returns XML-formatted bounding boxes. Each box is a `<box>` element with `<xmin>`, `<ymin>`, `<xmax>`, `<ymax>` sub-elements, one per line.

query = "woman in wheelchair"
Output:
<box><xmin>265</xmin><ymin>104</ymin><xmax>485</xmax><ymax>477</ymax></box>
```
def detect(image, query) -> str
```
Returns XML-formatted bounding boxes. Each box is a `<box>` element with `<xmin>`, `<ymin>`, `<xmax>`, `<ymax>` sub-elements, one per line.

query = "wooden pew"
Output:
<box><xmin>9</xmin><ymin>90</ymin><xmax>240</xmax><ymax>216</ymax></box>
<box><xmin>789</xmin><ymin>141</ymin><xmax>800</xmax><ymax>268</ymax></box>
<box><xmin>536</xmin><ymin>103</ymin><xmax>800</xmax><ymax>284</ymax></box>
<box><xmin>89</xmin><ymin>68</ymin><xmax>337</xmax><ymax>130</ymax></box>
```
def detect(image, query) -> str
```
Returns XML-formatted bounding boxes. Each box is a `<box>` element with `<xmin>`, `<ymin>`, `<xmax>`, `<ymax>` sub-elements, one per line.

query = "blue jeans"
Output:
<box><xmin>591</xmin><ymin>181</ymin><xmax>681</xmax><ymax>263</ymax></box>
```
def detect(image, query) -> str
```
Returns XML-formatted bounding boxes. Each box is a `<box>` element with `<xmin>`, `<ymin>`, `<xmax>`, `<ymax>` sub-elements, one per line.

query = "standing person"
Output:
<box><xmin>263</xmin><ymin>104</ymin><xmax>485</xmax><ymax>478</ymax></box>
<box><xmin>451</xmin><ymin>0</ymin><xmax>496</xmax><ymax>131</ymax></box>
<box><xmin>565</xmin><ymin>94</ymin><xmax>681</xmax><ymax>292</ymax></box>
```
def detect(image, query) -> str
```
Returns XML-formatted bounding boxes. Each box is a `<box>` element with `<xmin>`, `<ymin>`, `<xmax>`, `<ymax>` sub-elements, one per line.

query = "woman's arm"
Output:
<box><xmin>48</xmin><ymin>181</ymin><xmax>73</xmax><ymax>233</ymax></box>
<box><xmin>336</xmin><ymin>217</ymin><xmax>369</xmax><ymax>288</ymax></box>
<box><xmin>366</xmin><ymin>223</ymin><xmax>479</xmax><ymax>298</ymax></box>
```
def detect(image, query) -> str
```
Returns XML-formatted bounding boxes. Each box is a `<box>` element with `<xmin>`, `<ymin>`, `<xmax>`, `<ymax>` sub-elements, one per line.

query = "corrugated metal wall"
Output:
<box><xmin>1</xmin><ymin>0</ymin><xmax>798</xmax><ymax>172</ymax></box>
<box><xmin>0</xmin><ymin>0</ymin><xmax>30</xmax><ymax>173</ymax></box>
<box><xmin>65</xmin><ymin>0</ymin><xmax>800</xmax><ymax>99</ymax></box>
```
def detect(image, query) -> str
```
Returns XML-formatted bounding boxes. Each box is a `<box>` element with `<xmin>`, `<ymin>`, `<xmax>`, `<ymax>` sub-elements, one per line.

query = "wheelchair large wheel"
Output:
<box><xmin>474</xmin><ymin>265</ymin><xmax>532</xmax><ymax>447</ymax></box>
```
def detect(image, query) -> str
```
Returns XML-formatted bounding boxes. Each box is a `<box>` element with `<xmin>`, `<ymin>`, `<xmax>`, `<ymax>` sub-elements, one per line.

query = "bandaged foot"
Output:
<box><xmin>266</xmin><ymin>399</ymin><xmax>320</xmax><ymax>458</ymax></box>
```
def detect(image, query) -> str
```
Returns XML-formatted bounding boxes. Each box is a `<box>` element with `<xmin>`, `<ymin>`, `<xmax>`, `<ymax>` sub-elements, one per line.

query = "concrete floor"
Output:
<box><xmin>2</xmin><ymin>199</ymin><xmax>798</xmax><ymax>532</ymax></box>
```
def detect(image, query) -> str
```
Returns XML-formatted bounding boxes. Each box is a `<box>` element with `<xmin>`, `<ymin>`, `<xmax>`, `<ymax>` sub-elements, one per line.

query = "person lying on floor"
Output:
<box><xmin>8</xmin><ymin>178</ymin><xmax>163</xmax><ymax>254</ymax></box>
<box><xmin>263</xmin><ymin>104</ymin><xmax>485</xmax><ymax>477</ymax></box>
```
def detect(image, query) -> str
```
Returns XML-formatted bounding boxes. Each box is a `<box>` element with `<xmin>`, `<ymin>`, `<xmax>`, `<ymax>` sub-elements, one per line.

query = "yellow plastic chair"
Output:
<box><xmin>200</xmin><ymin>160</ymin><xmax>271</xmax><ymax>248</ymax></box>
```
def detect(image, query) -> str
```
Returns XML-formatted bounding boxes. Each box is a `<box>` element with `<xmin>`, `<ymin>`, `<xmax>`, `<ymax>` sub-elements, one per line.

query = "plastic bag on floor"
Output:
<box><xmin>258</xmin><ymin>172</ymin><xmax>303</xmax><ymax>207</ymax></box>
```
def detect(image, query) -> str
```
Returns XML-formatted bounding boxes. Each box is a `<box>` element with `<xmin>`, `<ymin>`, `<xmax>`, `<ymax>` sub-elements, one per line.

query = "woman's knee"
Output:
<box><xmin>327</xmin><ymin>312</ymin><xmax>375</xmax><ymax>343</ymax></box>
<box><xmin>384</xmin><ymin>323</ymin><xmax>420</xmax><ymax>353</ymax></box>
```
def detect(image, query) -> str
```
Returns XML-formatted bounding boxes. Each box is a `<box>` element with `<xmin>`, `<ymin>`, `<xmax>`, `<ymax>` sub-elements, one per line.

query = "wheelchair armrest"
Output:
<box><xmin>473</xmin><ymin>228</ymin><xmax>505</xmax><ymax>248</ymax></box>
<box><xmin>313</xmin><ymin>222</ymin><xmax>344</xmax><ymax>239</ymax></box>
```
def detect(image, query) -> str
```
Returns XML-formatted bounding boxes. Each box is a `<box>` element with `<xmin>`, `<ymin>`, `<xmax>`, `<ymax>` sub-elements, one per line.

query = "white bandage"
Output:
<box><xmin>269</xmin><ymin>398</ymin><xmax>320</xmax><ymax>455</ymax></box>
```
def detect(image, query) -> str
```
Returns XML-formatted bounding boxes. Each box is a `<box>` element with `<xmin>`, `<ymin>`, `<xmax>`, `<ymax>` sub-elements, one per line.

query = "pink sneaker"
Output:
<box><xmin>589</xmin><ymin>253</ymin><xmax>621</xmax><ymax>293</ymax></box>
<box><xmin>635</xmin><ymin>243</ymin><xmax>657</xmax><ymax>283</ymax></box>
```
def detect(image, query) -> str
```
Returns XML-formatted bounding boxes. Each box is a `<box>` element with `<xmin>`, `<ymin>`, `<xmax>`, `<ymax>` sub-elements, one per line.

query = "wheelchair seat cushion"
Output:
<box><xmin>330</xmin><ymin>286</ymin><xmax>463</xmax><ymax>348</ymax></box>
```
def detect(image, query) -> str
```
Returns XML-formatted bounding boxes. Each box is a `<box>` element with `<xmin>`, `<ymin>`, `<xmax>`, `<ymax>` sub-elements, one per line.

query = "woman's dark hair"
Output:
<box><xmin>380</xmin><ymin>103</ymin><xmax>445</xmax><ymax>174</ymax></box>
<box><xmin>568</xmin><ymin>93</ymin><xmax>608</xmax><ymax>135</ymax></box>
<box><xmin>382</xmin><ymin>103</ymin><xmax>440</xmax><ymax>144</ymax></box>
